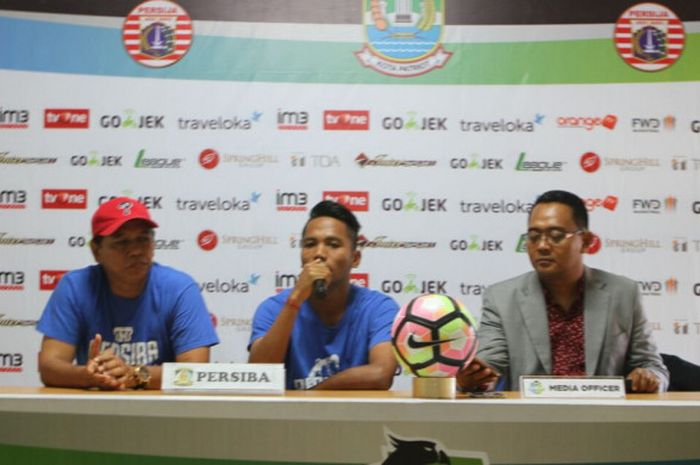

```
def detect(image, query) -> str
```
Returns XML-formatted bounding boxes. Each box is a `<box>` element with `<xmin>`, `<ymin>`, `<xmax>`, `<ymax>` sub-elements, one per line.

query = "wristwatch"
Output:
<box><xmin>132</xmin><ymin>365</ymin><xmax>151</xmax><ymax>389</ymax></box>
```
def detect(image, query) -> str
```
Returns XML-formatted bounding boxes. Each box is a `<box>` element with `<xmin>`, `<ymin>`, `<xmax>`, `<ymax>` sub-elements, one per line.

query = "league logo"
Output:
<box><xmin>123</xmin><ymin>0</ymin><xmax>193</xmax><ymax>68</ymax></box>
<box><xmin>614</xmin><ymin>3</ymin><xmax>685</xmax><ymax>72</ymax></box>
<box><xmin>355</xmin><ymin>0</ymin><xmax>451</xmax><ymax>77</ymax></box>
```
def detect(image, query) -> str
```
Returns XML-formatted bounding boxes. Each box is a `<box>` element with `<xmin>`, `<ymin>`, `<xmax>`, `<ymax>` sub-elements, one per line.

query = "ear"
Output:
<box><xmin>352</xmin><ymin>248</ymin><xmax>361</xmax><ymax>268</ymax></box>
<box><xmin>90</xmin><ymin>239</ymin><xmax>101</xmax><ymax>263</ymax></box>
<box><xmin>580</xmin><ymin>230</ymin><xmax>594</xmax><ymax>253</ymax></box>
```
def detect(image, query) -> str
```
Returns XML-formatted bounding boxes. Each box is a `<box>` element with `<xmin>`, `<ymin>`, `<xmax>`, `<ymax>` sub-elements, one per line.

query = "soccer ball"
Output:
<box><xmin>391</xmin><ymin>294</ymin><xmax>478</xmax><ymax>377</ymax></box>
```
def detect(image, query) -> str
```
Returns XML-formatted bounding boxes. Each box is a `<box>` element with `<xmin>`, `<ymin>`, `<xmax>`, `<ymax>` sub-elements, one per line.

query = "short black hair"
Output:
<box><xmin>531</xmin><ymin>190</ymin><xmax>588</xmax><ymax>230</ymax></box>
<box><xmin>303</xmin><ymin>200</ymin><xmax>361</xmax><ymax>249</ymax></box>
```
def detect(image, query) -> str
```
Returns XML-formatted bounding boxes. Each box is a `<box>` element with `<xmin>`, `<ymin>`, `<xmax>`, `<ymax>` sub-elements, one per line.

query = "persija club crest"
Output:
<box><xmin>122</xmin><ymin>0</ymin><xmax>193</xmax><ymax>68</ymax></box>
<box><xmin>355</xmin><ymin>0</ymin><xmax>451</xmax><ymax>77</ymax></box>
<box><xmin>614</xmin><ymin>3</ymin><xmax>685</xmax><ymax>72</ymax></box>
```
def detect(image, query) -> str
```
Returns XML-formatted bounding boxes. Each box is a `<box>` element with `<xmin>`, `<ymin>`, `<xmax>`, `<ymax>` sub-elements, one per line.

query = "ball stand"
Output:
<box><xmin>412</xmin><ymin>377</ymin><xmax>456</xmax><ymax>399</ymax></box>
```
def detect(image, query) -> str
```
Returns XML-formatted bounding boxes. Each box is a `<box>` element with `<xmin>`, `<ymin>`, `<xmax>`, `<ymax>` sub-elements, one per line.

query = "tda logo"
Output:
<box><xmin>380</xmin><ymin>274</ymin><xmax>447</xmax><ymax>295</ymax></box>
<box><xmin>42</xmin><ymin>189</ymin><xmax>87</xmax><ymax>209</ymax></box>
<box><xmin>44</xmin><ymin>109</ymin><xmax>89</xmax><ymax>129</ymax></box>
<box><xmin>381</xmin><ymin>193</ymin><xmax>447</xmax><ymax>212</ymax></box>
<box><xmin>381</xmin><ymin>112</ymin><xmax>447</xmax><ymax>131</ymax></box>
<box><xmin>449</xmin><ymin>235</ymin><xmax>503</xmax><ymax>252</ymax></box>
<box><xmin>323</xmin><ymin>191</ymin><xmax>369</xmax><ymax>212</ymax></box>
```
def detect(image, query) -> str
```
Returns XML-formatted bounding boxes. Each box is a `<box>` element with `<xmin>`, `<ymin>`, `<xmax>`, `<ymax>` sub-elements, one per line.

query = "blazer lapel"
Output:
<box><xmin>517</xmin><ymin>273</ymin><xmax>552</xmax><ymax>373</ymax></box>
<box><xmin>584</xmin><ymin>268</ymin><xmax>610</xmax><ymax>375</ymax></box>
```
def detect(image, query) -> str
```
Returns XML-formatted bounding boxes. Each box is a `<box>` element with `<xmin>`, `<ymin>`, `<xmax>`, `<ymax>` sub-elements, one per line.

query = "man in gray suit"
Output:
<box><xmin>457</xmin><ymin>190</ymin><xmax>668</xmax><ymax>392</ymax></box>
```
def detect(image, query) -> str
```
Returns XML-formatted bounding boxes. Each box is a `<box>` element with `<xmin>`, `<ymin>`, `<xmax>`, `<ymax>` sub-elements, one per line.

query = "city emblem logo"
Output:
<box><xmin>355</xmin><ymin>0</ymin><xmax>451</xmax><ymax>77</ymax></box>
<box><xmin>122</xmin><ymin>0</ymin><xmax>193</xmax><ymax>68</ymax></box>
<box><xmin>614</xmin><ymin>3</ymin><xmax>685</xmax><ymax>72</ymax></box>
<box><xmin>173</xmin><ymin>367</ymin><xmax>194</xmax><ymax>386</ymax></box>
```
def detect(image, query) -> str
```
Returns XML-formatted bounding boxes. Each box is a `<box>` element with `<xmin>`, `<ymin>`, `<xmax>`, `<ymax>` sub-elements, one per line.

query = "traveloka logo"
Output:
<box><xmin>515</xmin><ymin>152</ymin><xmax>565</xmax><ymax>172</ymax></box>
<box><xmin>459</xmin><ymin>199</ymin><xmax>532</xmax><ymax>214</ymax></box>
<box><xmin>355</xmin><ymin>0</ymin><xmax>451</xmax><ymax>77</ymax></box>
<box><xmin>134</xmin><ymin>149</ymin><xmax>184</xmax><ymax>168</ymax></box>
<box><xmin>459</xmin><ymin>114</ymin><xmax>543</xmax><ymax>133</ymax></box>
<box><xmin>178</xmin><ymin>111</ymin><xmax>262</xmax><ymax>130</ymax></box>
<box><xmin>199</xmin><ymin>274</ymin><xmax>260</xmax><ymax>293</ymax></box>
<box><xmin>176</xmin><ymin>192</ymin><xmax>261</xmax><ymax>212</ymax></box>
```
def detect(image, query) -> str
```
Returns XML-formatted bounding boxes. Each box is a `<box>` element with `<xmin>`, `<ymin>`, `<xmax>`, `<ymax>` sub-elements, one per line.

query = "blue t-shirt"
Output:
<box><xmin>37</xmin><ymin>263</ymin><xmax>219</xmax><ymax>365</ymax></box>
<box><xmin>249</xmin><ymin>285</ymin><xmax>398</xmax><ymax>389</ymax></box>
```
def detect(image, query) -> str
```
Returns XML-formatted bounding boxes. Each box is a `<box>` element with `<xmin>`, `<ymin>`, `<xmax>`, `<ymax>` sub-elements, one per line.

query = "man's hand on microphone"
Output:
<box><xmin>290</xmin><ymin>258</ymin><xmax>331</xmax><ymax>305</ymax></box>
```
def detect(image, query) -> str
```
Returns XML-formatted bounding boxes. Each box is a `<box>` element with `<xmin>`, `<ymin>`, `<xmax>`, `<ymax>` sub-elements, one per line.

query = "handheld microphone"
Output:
<box><xmin>313</xmin><ymin>279</ymin><xmax>327</xmax><ymax>298</ymax></box>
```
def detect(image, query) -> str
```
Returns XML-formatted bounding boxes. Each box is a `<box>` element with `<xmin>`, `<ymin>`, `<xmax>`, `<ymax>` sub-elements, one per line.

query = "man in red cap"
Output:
<box><xmin>37</xmin><ymin>197</ymin><xmax>219</xmax><ymax>390</ymax></box>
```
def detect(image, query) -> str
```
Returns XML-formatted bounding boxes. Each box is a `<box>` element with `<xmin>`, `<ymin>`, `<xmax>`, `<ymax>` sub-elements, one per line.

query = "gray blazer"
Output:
<box><xmin>477</xmin><ymin>267</ymin><xmax>669</xmax><ymax>391</ymax></box>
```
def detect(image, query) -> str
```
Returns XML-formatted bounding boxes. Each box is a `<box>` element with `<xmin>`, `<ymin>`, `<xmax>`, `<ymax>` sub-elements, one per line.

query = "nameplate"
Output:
<box><xmin>161</xmin><ymin>363</ymin><xmax>285</xmax><ymax>394</ymax></box>
<box><xmin>520</xmin><ymin>376</ymin><xmax>626</xmax><ymax>399</ymax></box>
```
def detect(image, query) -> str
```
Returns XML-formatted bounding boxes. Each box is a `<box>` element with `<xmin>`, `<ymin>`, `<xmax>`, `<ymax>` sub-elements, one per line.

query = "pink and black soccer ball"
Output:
<box><xmin>391</xmin><ymin>294</ymin><xmax>478</xmax><ymax>377</ymax></box>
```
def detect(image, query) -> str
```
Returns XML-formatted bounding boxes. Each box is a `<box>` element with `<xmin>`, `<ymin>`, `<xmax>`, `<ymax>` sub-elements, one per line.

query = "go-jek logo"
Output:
<box><xmin>449</xmin><ymin>235</ymin><xmax>503</xmax><ymax>252</ymax></box>
<box><xmin>449</xmin><ymin>155</ymin><xmax>503</xmax><ymax>170</ymax></box>
<box><xmin>380</xmin><ymin>274</ymin><xmax>447</xmax><ymax>295</ymax></box>
<box><xmin>380</xmin><ymin>193</ymin><xmax>447</xmax><ymax>212</ymax></box>
<box><xmin>99</xmin><ymin>110</ymin><xmax>164</xmax><ymax>129</ymax></box>
<box><xmin>381</xmin><ymin>112</ymin><xmax>447</xmax><ymax>131</ymax></box>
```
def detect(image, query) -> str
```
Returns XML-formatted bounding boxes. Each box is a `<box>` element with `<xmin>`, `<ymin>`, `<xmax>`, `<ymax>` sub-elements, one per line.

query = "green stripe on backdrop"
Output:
<box><xmin>177</xmin><ymin>34</ymin><xmax>700</xmax><ymax>85</ymax></box>
<box><xmin>0</xmin><ymin>443</ymin><xmax>356</xmax><ymax>465</ymax></box>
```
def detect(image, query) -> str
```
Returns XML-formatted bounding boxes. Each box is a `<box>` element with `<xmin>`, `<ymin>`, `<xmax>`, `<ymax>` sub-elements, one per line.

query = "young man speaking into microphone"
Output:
<box><xmin>248</xmin><ymin>200</ymin><xmax>399</xmax><ymax>390</ymax></box>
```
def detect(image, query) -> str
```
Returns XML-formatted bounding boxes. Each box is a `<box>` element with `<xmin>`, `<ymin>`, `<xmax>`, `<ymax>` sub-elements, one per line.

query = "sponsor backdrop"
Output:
<box><xmin>1</xmin><ymin>0</ymin><xmax>700</xmax><ymax>387</ymax></box>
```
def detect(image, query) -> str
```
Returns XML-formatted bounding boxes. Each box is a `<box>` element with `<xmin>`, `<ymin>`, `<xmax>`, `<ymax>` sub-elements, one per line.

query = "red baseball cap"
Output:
<box><xmin>92</xmin><ymin>197</ymin><xmax>158</xmax><ymax>236</ymax></box>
